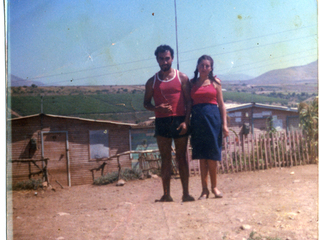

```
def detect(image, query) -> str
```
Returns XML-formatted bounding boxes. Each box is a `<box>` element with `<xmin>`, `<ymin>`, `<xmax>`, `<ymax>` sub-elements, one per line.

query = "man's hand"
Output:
<box><xmin>156</xmin><ymin>103</ymin><xmax>172</xmax><ymax>113</ymax></box>
<box><xmin>177</xmin><ymin>122</ymin><xmax>188</xmax><ymax>135</ymax></box>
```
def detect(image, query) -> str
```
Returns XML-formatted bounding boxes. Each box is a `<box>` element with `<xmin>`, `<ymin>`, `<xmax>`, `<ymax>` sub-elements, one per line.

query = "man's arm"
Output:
<box><xmin>143</xmin><ymin>77</ymin><xmax>156</xmax><ymax>111</ymax></box>
<box><xmin>143</xmin><ymin>77</ymin><xmax>172</xmax><ymax>113</ymax></box>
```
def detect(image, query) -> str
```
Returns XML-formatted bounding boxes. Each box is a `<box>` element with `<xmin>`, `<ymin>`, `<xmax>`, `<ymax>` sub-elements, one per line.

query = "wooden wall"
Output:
<box><xmin>8</xmin><ymin>115</ymin><xmax>133</xmax><ymax>187</ymax></box>
<box><xmin>227</xmin><ymin>106</ymin><xmax>299</xmax><ymax>136</ymax></box>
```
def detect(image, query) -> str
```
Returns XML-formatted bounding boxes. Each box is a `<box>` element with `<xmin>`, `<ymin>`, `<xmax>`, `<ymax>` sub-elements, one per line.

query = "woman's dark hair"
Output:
<box><xmin>191</xmin><ymin>55</ymin><xmax>220</xmax><ymax>85</ymax></box>
<box><xmin>154</xmin><ymin>45</ymin><xmax>174</xmax><ymax>58</ymax></box>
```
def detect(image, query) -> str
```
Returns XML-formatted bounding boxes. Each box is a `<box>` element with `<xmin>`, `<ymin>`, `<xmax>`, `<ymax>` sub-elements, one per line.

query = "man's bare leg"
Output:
<box><xmin>155</xmin><ymin>136</ymin><xmax>174</xmax><ymax>202</ymax></box>
<box><xmin>174</xmin><ymin>136</ymin><xmax>195</xmax><ymax>202</ymax></box>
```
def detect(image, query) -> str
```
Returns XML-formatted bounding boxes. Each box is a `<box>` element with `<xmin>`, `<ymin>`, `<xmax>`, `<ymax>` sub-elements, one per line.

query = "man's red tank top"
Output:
<box><xmin>191</xmin><ymin>83</ymin><xmax>218</xmax><ymax>106</ymax></box>
<box><xmin>153</xmin><ymin>69</ymin><xmax>186</xmax><ymax>118</ymax></box>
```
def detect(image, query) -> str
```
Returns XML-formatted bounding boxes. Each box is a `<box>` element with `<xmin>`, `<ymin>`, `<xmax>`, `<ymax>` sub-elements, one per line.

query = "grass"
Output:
<box><xmin>247</xmin><ymin>231</ymin><xmax>283</xmax><ymax>240</ymax></box>
<box><xmin>9</xmin><ymin>91</ymin><xmax>289</xmax><ymax>121</ymax></box>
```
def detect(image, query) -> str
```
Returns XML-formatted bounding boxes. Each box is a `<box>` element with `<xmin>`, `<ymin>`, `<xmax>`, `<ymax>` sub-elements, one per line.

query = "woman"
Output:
<box><xmin>190</xmin><ymin>55</ymin><xmax>229</xmax><ymax>199</ymax></box>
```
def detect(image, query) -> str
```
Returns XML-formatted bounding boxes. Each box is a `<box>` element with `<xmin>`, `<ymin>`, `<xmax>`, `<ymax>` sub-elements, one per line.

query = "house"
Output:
<box><xmin>226</xmin><ymin>102</ymin><xmax>300</xmax><ymax>135</ymax></box>
<box><xmin>8</xmin><ymin>114</ymin><xmax>137</xmax><ymax>187</ymax></box>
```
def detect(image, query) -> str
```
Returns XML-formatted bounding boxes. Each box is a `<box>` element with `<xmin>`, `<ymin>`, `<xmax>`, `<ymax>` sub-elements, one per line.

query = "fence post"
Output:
<box><xmin>276</xmin><ymin>132</ymin><xmax>281</xmax><ymax>168</ymax></box>
<box><xmin>252</xmin><ymin>133</ymin><xmax>256</xmax><ymax>171</ymax></box>
<box><xmin>247</xmin><ymin>134</ymin><xmax>252</xmax><ymax>171</ymax></box>
<box><xmin>243</xmin><ymin>136</ymin><xmax>247</xmax><ymax>171</ymax></box>
<box><xmin>271</xmin><ymin>132</ymin><xmax>276</xmax><ymax>168</ymax></box>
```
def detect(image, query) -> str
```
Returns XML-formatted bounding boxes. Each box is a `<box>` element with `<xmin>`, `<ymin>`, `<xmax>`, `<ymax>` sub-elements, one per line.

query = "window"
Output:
<box><xmin>89</xmin><ymin>130</ymin><xmax>109</xmax><ymax>159</ymax></box>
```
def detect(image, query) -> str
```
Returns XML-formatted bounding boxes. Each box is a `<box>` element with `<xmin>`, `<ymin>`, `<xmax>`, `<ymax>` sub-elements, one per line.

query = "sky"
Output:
<box><xmin>6</xmin><ymin>0</ymin><xmax>318</xmax><ymax>86</ymax></box>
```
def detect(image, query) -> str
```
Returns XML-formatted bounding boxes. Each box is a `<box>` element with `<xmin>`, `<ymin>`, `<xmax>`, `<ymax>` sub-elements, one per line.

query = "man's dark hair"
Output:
<box><xmin>154</xmin><ymin>45</ymin><xmax>174</xmax><ymax>58</ymax></box>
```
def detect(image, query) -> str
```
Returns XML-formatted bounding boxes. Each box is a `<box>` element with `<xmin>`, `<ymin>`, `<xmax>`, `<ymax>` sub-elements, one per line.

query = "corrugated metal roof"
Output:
<box><xmin>226</xmin><ymin>103</ymin><xmax>298</xmax><ymax>112</ymax></box>
<box><xmin>9</xmin><ymin>113</ymin><xmax>138</xmax><ymax>127</ymax></box>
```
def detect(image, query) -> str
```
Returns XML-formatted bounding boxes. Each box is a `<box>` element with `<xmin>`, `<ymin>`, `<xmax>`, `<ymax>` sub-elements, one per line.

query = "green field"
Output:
<box><xmin>9</xmin><ymin>92</ymin><xmax>288</xmax><ymax>123</ymax></box>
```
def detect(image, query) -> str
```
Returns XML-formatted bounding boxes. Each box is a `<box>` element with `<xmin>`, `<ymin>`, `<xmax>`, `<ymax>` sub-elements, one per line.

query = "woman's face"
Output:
<box><xmin>197</xmin><ymin>59</ymin><xmax>212</xmax><ymax>77</ymax></box>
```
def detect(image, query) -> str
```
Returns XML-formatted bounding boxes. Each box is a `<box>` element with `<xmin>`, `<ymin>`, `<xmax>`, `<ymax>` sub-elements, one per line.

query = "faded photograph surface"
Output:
<box><xmin>6</xmin><ymin>1</ymin><xmax>318</xmax><ymax>239</ymax></box>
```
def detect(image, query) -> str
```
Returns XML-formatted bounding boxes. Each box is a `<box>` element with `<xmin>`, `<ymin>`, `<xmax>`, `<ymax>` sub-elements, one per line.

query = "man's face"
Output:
<box><xmin>156</xmin><ymin>50</ymin><xmax>173</xmax><ymax>72</ymax></box>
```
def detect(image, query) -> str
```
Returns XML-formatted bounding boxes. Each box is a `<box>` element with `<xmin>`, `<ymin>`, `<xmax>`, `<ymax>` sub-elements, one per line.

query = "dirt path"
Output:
<box><xmin>8</xmin><ymin>164</ymin><xmax>318</xmax><ymax>240</ymax></box>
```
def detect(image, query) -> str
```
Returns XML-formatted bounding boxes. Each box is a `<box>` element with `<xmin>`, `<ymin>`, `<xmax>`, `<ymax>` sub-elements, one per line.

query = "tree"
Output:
<box><xmin>298</xmin><ymin>97</ymin><xmax>318</xmax><ymax>162</ymax></box>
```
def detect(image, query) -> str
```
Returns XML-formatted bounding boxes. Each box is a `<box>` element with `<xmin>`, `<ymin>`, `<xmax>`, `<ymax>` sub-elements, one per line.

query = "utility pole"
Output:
<box><xmin>174</xmin><ymin>0</ymin><xmax>179</xmax><ymax>70</ymax></box>
<box><xmin>41</xmin><ymin>96</ymin><xmax>43</xmax><ymax>114</ymax></box>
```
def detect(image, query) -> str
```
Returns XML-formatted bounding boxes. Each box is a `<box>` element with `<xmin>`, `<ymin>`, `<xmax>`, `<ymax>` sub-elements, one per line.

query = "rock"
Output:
<box><xmin>57</xmin><ymin>212</ymin><xmax>70</xmax><ymax>216</ymax></box>
<box><xmin>151</xmin><ymin>174</ymin><xmax>158</xmax><ymax>178</ymax></box>
<box><xmin>42</xmin><ymin>181</ymin><xmax>48</xmax><ymax>187</ymax></box>
<box><xmin>290</xmin><ymin>172</ymin><xmax>295</xmax><ymax>175</ymax></box>
<box><xmin>116</xmin><ymin>179</ymin><xmax>126</xmax><ymax>186</ymax></box>
<box><xmin>240</xmin><ymin>224</ymin><xmax>251</xmax><ymax>230</ymax></box>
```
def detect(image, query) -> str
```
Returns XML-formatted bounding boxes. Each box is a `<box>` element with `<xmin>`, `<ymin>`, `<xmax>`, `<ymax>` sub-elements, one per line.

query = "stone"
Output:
<box><xmin>240</xmin><ymin>224</ymin><xmax>251</xmax><ymax>230</ymax></box>
<box><xmin>116</xmin><ymin>179</ymin><xmax>126</xmax><ymax>186</ymax></box>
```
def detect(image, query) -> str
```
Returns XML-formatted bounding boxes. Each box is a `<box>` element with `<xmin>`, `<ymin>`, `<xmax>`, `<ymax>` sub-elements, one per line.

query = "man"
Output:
<box><xmin>144</xmin><ymin>45</ymin><xmax>195</xmax><ymax>202</ymax></box>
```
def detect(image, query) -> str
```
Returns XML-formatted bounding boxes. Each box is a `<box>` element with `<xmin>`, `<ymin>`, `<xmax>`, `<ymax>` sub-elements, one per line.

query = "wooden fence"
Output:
<box><xmin>188</xmin><ymin>130</ymin><xmax>314</xmax><ymax>175</ymax></box>
<box><xmin>90</xmin><ymin>130</ymin><xmax>314</xmax><ymax>181</ymax></box>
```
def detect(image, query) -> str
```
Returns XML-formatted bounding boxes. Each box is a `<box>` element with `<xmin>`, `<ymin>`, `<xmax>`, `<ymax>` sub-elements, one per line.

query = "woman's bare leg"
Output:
<box><xmin>207</xmin><ymin>160</ymin><xmax>222</xmax><ymax>197</ymax></box>
<box><xmin>199</xmin><ymin>159</ymin><xmax>210</xmax><ymax>199</ymax></box>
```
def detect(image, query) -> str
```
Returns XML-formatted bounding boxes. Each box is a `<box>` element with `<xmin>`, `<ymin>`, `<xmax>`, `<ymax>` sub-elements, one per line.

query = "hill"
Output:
<box><xmin>246</xmin><ymin>60</ymin><xmax>318</xmax><ymax>85</ymax></box>
<box><xmin>9</xmin><ymin>75</ymin><xmax>46</xmax><ymax>87</ymax></box>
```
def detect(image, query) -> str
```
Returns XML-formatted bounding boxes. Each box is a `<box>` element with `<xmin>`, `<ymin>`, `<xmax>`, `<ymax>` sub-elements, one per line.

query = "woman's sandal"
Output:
<box><xmin>212</xmin><ymin>188</ymin><xmax>223</xmax><ymax>198</ymax></box>
<box><xmin>198</xmin><ymin>188</ymin><xmax>210</xmax><ymax>200</ymax></box>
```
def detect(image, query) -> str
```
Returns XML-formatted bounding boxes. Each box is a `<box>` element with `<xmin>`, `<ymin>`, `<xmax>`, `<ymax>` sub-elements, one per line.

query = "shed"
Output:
<box><xmin>8</xmin><ymin>114</ymin><xmax>137</xmax><ymax>187</ymax></box>
<box><xmin>226</xmin><ymin>102</ymin><xmax>300</xmax><ymax>135</ymax></box>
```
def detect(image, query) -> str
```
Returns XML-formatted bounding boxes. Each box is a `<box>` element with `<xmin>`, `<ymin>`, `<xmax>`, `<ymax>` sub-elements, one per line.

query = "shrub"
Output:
<box><xmin>12</xmin><ymin>179</ymin><xmax>42</xmax><ymax>190</ymax></box>
<box><xmin>93</xmin><ymin>168</ymin><xmax>143</xmax><ymax>185</ymax></box>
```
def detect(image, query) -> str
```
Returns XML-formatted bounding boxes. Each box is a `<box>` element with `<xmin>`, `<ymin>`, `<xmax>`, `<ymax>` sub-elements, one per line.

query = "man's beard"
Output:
<box><xmin>160</xmin><ymin>64</ymin><xmax>171</xmax><ymax>72</ymax></box>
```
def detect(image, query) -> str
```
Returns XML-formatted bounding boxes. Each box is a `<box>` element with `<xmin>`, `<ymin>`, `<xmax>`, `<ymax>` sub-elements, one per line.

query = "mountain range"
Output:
<box><xmin>8</xmin><ymin>60</ymin><xmax>318</xmax><ymax>87</ymax></box>
<box><xmin>244</xmin><ymin>60</ymin><xmax>318</xmax><ymax>85</ymax></box>
<box><xmin>8</xmin><ymin>75</ymin><xmax>46</xmax><ymax>87</ymax></box>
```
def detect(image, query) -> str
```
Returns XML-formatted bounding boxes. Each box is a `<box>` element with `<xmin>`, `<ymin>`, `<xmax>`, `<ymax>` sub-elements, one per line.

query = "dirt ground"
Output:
<box><xmin>7</xmin><ymin>164</ymin><xmax>318</xmax><ymax>240</ymax></box>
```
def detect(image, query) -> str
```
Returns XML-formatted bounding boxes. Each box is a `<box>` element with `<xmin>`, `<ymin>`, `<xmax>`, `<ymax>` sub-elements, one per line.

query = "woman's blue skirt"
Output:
<box><xmin>190</xmin><ymin>104</ymin><xmax>222</xmax><ymax>161</ymax></box>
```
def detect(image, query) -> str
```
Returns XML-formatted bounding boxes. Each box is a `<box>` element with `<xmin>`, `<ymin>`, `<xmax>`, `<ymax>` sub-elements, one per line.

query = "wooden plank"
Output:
<box><xmin>292</xmin><ymin>131</ymin><xmax>297</xmax><ymax>166</ymax></box>
<box><xmin>263</xmin><ymin>133</ymin><xmax>268</xmax><ymax>169</ymax></box>
<box><xmin>228</xmin><ymin>137</ymin><xmax>234</xmax><ymax>173</ymax></box>
<box><xmin>252</xmin><ymin>133</ymin><xmax>256</xmax><ymax>171</ymax></box>
<box><xmin>287</xmin><ymin>131</ymin><xmax>293</xmax><ymax>167</ymax></box>
<box><xmin>276</xmin><ymin>132</ymin><xmax>281</xmax><ymax>168</ymax></box>
<box><xmin>298</xmin><ymin>131</ymin><xmax>305</xmax><ymax>164</ymax></box>
<box><xmin>243</xmin><ymin>136</ymin><xmax>247</xmax><ymax>171</ymax></box>
<box><xmin>271</xmin><ymin>132</ymin><xmax>276</xmax><ymax>168</ymax></box>
<box><xmin>258</xmin><ymin>134</ymin><xmax>263</xmax><ymax>170</ymax></box>
<box><xmin>282</xmin><ymin>132</ymin><xmax>286</xmax><ymax>167</ymax></box>
<box><xmin>247</xmin><ymin>134</ymin><xmax>252</xmax><ymax>171</ymax></box>
<box><xmin>294</xmin><ymin>131</ymin><xmax>301</xmax><ymax>165</ymax></box>
<box><xmin>304</xmin><ymin>134</ymin><xmax>310</xmax><ymax>164</ymax></box>
<box><xmin>234</xmin><ymin>136</ymin><xmax>238</xmax><ymax>172</ymax></box>
<box><xmin>224</xmin><ymin>138</ymin><xmax>230</xmax><ymax>173</ymax></box>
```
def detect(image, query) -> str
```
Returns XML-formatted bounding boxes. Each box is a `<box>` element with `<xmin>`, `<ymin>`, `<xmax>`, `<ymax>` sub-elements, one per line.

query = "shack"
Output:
<box><xmin>8</xmin><ymin>114</ymin><xmax>136</xmax><ymax>187</ymax></box>
<box><xmin>226</xmin><ymin>102</ymin><xmax>300</xmax><ymax>135</ymax></box>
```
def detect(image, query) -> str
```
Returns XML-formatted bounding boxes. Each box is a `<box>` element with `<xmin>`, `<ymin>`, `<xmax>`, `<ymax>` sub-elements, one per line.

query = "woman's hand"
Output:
<box><xmin>222</xmin><ymin>125</ymin><xmax>229</xmax><ymax>138</ymax></box>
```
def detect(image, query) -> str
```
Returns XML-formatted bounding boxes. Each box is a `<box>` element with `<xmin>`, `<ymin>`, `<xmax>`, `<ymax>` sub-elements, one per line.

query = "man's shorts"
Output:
<box><xmin>154</xmin><ymin>116</ymin><xmax>189</xmax><ymax>139</ymax></box>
